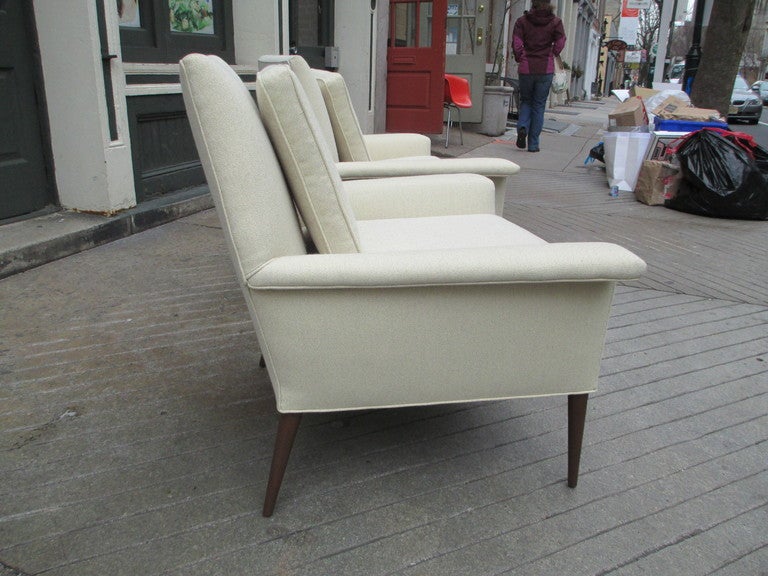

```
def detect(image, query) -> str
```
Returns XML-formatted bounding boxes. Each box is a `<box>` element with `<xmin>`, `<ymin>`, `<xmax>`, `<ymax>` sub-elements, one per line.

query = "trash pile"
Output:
<box><xmin>588</xmin><ymin>86</ymin><xmax>768</xmax><ymax>220</ymax></box>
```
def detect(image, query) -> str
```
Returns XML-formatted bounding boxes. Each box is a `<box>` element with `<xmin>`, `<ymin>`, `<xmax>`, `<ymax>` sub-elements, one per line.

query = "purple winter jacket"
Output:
<box><xmin>512</xmin><ymin>9</ymin><xmax>566</xmax><ymax>75</ymax></box>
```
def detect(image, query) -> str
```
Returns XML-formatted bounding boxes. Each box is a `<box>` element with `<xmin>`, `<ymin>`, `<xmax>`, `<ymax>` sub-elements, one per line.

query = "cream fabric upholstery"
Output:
<box><xmin>313</xmin><ymin>69</ymin><xmax>372</xmax><ymax>161</ymax></box>
<box><xmin>248</xmin><ymin>270</ymin><xmax>622</xmax><ymax>411</ymax></box>
<box><xmin>247</xmin><ymin>61</ymin><xmax>645</xmax><ymax>411</ymax></box>
<box><xmin>358</xmin><ymin>214</ymin><xmax>546</xmax><ymax>252</ymax></box>
<box><xmin>337</xmin><ymin>158</ymin><xmax>518</xmax><ymax>217</ymax></box>
<box><xmin>181</xmin><ymin>54</ymin><xmax>647</xmax><ymax>514</ymax></box>
<box><xmin>362</xmin><ymin>133</ymin><xmax>433</xmax><ymax>159</ymax></box>
<box><xmin>283</xmin><ymin>56</ymin><xmax>340</xmax><ymax>162</ymax></box>
<box><xmin>344</xmin><ymin>173</ymin><xmax>496</xmax><ymax>220</ymax></box>
<box><xmin>313</xmin><ymin>68</ymin><xmax>427</xmax><ymax>161</ymax></box>
<box><xmin>258</xmin><ymin>56</ymin><xmax>518</xmax><ymax>216</ymax></box>
<box><xmin>256</xmin><ymin>65</ymin><xmax>360</xmax><ymax>254</ymax></box>
<box><xmin>178</xmin><ymin>54</ymin><xmax>306</xmax><ymax>283</ymax></box>
<box><xmin>311</xmin><ymin>65</ymin><xmax>517</xmax><ymax>215</ymax></box>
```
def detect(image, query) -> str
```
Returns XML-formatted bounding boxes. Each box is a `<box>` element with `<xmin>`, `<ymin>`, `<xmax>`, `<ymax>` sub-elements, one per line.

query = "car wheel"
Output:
<box><xmin>749</xmin><ymin>117</ymin><xmax>760</xmax><ymax>125</ymax></box>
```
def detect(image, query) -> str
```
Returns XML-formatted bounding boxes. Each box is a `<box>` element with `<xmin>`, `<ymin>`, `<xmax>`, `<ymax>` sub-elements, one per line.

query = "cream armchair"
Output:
<box><xmin>180</xmin><ymin>54</ymin><xmax>646</xmax><ymax>517</ymax></box>
<box><xmin>264</xmin><ymin>55</ymin><xmax>519</xmax><ymax>216</ymax></box>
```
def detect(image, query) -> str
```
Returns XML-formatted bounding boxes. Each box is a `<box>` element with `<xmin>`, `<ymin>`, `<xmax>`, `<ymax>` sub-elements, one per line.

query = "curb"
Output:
<box><xmin>0</xmin><ymin>187</ymin><xmax>213</xmax><ymax>279</ymax></box>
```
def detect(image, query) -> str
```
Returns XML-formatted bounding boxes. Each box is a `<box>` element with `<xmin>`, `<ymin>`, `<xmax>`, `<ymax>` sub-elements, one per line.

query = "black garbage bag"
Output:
<box><xmin>584</xmin><ymin>142</ymin><xmax>604</xmax><ymax>165</ymax></box>
<box><xmin>668</xmin><ymin>128</ymin><xmax>768</xmax><ymax>220</ymax></box>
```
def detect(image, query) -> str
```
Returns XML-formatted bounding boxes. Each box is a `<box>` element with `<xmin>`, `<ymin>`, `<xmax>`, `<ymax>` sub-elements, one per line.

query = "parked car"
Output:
<box><xmin>729</xmin><ymin>76</ymin><xmax>762</xmax><ymax>124</ymax></box>
<box><xmin>667</xmin><ymin>61</ymin><xmax>685</xmax><ymax>84</ymax></box>
<box><xmin>751</xmin><ymin>80</ymin><xmax>768</xmax><ymax>105</ymax></box>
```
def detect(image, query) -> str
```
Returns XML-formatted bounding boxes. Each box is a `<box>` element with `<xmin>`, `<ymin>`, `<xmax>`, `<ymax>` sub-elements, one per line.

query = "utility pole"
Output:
<box><xmin>653</xmin><ymin>0</ymin><xmax>678</xmax><ymax>85</ymax></box>
<box><xmin>681</xmin><ymin>0</ymin><xmax>707</xmax><ymax>93</ymax></box>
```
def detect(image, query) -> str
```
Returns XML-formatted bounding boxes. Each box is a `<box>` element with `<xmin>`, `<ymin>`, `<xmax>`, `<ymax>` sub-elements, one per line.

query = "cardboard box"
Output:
<box><xmin>634</xmin><ymin>160</ymin><xmax>681</xmax><ymax>205</ymax></box>
<box><xmin>608</xmin><ymin>96</ymin><xmax>648</xmax><ymax>128</ymax></box>
<box><xmin>672</xmin><ymin>107</ymin><xmax>723</xmax><ymax>121</ymax></box>
<box><xmin>645</xmin><ymin>131</ymin><xmax>689</xmax><ymax>161</ymax></box>
<box><xmin>652</xmin><ymin>96</ymin><xmax>722</xmax><ymax>121</ymax></box>
<box><xmin>652</xmin><ymin>96</ymin><xmax>689</xmax><ymax>117</ymax></box>
<box><xmin>630</xmin><ymin>86</ymin><xmax>660</xmax><ymax>100</ymax></box>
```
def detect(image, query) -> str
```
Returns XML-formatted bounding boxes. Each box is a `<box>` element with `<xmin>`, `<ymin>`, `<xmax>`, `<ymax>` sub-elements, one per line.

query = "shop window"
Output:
<box><xmin>392</xmin><ymin>1</ymin><xmax>432</xmax><ymax>48</ymax></box>
<box><xmin>118</xmin><ymin>0</ymin><xmax>234</xmax><ymax>63</ymax></box>
<box><xmin>446</xmin><ymin>0</ymin><xmax>476</xmax><ymax>55</ymax></box>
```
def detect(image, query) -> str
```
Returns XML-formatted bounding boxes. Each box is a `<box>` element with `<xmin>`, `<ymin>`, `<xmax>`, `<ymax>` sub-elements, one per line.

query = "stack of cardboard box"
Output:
<box><xmin>610</xmin><ymin>87</ymin><xmax>725</xmax><ymax>205</ymax></box>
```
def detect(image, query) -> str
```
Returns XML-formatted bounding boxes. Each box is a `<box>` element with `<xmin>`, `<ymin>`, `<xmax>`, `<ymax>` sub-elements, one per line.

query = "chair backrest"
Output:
<box><xmin>179</xmin><ymin>54</ymin><xmax>307</xmax><ymax>284</ymax></box>
<box><xmin>259</xmin><ymin>55</ymin><xmax>341</xmax><ymax>163</ymax></box>
<box><xmin>312</xmin><ymin>69</ymin><xmax>371</xmax><ymax>162</ymax></box>
<box><xmin>444</xmin><ymin>74</ymin><xmax>472</xmax><ymax>108</ymax></box>
<box><xmin>256</xmin><ymin>64</ymin><xmax>361</xmax><ymax>254</ymax></box>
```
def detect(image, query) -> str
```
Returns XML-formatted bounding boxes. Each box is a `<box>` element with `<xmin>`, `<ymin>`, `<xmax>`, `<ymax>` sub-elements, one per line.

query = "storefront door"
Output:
<box><xmin>444</xmin><ymin>0</ymin><xmax>488</xmax><ymax>123</ymax></box>
<box><xmin>0</xmin><ymin>0</ymin><xmax>54</xmax><ymax>220</ymax></box>
<box><xmin>386</xmin><ymin>0</ymin><xmax>447</xmax><ymax>133</ymax></box>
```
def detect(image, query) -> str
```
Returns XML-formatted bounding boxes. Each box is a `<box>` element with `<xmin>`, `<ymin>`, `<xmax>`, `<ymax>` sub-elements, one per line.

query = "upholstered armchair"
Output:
<box><xmin>179</xmin><ymin>54</ymin><xmax>646</xmax><ymax>517</ymax></box>
<box><xmin>263</xmin><ymin>55</ymin><xmax>519</xmax><ymax>216</ymax></box>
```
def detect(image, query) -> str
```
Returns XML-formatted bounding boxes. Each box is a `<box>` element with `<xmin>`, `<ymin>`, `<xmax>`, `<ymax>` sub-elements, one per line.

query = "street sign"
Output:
<box><xmin>626</xmin><ymin>0</ymin><xmax>652</xmax><ymax>8</ymax></box>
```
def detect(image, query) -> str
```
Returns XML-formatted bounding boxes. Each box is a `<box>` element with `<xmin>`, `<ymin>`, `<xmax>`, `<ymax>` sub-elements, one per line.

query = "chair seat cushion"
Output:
<box><xmin>357</xmin><ymin>214</ymin><xmax>546</xmax><ymax>253</ymax></box>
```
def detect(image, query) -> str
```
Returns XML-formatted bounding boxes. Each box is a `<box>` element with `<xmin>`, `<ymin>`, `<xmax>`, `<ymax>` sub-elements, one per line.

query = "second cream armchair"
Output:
<box><xmin>264</xmin><ymin>55</ymin><xmax>520</xmax><ymax>216</ymax></box>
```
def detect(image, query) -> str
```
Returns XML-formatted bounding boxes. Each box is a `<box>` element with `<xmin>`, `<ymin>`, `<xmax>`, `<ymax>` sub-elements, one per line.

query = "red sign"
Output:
<box><xmin>621</xmin><ymin>0</ymin><xmax>640</xmax><ymax>17</ymax></box>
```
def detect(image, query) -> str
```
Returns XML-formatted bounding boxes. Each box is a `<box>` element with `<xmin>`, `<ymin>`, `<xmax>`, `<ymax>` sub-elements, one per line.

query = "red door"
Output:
<box><xmin>386</xmin><ymin>0</ymin><xmax>446</xmax><ymax>133</ymax></box>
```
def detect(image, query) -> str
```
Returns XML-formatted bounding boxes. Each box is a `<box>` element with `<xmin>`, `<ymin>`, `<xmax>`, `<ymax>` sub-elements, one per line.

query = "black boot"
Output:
<box><xmin>516</xmin><ymin>127</ymin><xmax>527</xmax><ymax>149</ymax></box>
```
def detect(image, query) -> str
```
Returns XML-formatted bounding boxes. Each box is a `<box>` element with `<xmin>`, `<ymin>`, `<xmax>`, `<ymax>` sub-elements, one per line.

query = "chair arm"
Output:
<box><xmin>246</xmin><ymin>243</ymin><xmax>646</xmax><ymax>289</ymax></box>
<box><xmin>363</xmin><ymin>133</ymin><xmax>432</xmax><ymax>159</ymax></box>
<box><xmin>343</xmin><ymin>174</ymin><xmax>496</xmax><ymax>220</ymax></box>
<box><xmin>246</xmin><ymin>243</ymin><xmax>645</xmax><ymax>412</ymax></box>
<box><xmin>336</xmin><ymin>157</ymin><xmax>520</xmax><ymax>180</ymax></box>
<box><xmin>337</xmin><ymin>157</ymin><xmax>520</xmax><ymax>217</ymax></box>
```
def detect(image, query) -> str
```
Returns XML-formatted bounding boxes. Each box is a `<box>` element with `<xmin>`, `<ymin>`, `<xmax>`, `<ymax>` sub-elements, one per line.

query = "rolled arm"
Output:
<box><xmin>336</xmin><ymin>157</ymin><xmax>520</xmax><ymax>180</ymax></box>
<box><xmin>343</xmin><ymin>173</ymin><xmax>496</xmax><ymax>220</ymax></box>
<box><xmin>247</xmin><ymin>243</ymin><xmax>647</xmax><ymax>289</ymax></box>
<box><xmin>363</xmin><ymin>133</ymin><xmax>432</xmax><ymax>159</ymax></box>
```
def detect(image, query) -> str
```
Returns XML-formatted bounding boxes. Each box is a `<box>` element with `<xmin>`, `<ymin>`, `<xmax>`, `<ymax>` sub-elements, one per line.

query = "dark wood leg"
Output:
<box><xmin>259</xmin><ymin>354</ymin><xmax>266</xmax><ymax>368</ymax></box>
<box><xmin>567</xmin><ymin>394</ymin><xmax>589</xmax><ymax>488</ymax></box>
<box><xmin>263</xmin><ymin>413</ymin><xmax>302</xmax><ymax>517</ymax></box>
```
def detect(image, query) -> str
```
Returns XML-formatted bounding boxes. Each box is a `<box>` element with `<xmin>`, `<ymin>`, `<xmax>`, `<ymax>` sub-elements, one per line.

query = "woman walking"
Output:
<box><xmin>512</xmin><ymin>1</ymin><xmax>566</xmax><ymax>152</ymax></box>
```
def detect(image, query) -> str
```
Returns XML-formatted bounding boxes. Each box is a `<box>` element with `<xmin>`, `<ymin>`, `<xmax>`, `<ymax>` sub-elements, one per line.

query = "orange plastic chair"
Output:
<box><xmin>443</xmin><ymin>74</ymin><xmax>472</xmax><ymax>148</ymax></box>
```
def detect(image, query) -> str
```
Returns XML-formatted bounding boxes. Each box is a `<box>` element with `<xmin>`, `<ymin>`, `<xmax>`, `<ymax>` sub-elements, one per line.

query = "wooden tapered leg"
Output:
<box><xmin>259</xmin><ymin>354</ymin><xmax>266</xmax><ymax>368</ymax></box>
<box><xmin>567</xmin><ymin>394</ymin><xmax>589</xmax><ymax>488</ymax></box>
<box><xmin>263</xmin><ymin>413</ymin><xmax>302</xmax><ymax>517</ymax></box>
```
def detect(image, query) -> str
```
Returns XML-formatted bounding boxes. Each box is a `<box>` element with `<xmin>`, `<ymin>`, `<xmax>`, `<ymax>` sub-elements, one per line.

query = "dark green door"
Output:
<box><xmin>0</xmin><ymin>0</ymin><xmax>53</xmax><ymax>220</ymax></box>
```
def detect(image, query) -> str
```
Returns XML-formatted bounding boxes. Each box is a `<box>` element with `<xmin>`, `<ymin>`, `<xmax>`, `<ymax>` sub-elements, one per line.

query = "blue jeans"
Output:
<box><xmin>517</xmin><ymin>73</ymin><xmax>553</xmax><ymax>151</ymax></box>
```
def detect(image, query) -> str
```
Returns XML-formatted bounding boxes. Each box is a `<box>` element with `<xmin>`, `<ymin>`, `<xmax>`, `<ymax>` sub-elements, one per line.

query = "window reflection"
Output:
<box><xmin>392</xmin><ymin>1</ymin><xmax>432</xmax><ymax>48</ymax></box>
<box><xmin>446</xmin><ymin>0</ymin><xmax>476</xmax><ymax>55</ymax></box>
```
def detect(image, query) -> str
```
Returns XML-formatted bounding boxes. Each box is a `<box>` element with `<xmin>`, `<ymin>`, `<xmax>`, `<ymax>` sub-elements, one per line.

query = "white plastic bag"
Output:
<box><xmin>551</xmin><ymin>56</ymin><xmax>568</xmax><ymax>94</ymax></box>
<box><xmin>603</xmin><ymin>131</ymin><xmax>653</xmax><ymax>192</ymax></box>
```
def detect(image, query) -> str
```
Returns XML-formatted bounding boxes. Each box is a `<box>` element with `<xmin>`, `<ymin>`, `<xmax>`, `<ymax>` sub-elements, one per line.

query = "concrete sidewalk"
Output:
<box><xmin>430</xmin><ymin>97</ymin><xmax>615</xmax><ymax>162</ymax></box>
<box><xmin>2</xmin><ymin>96</ymin><xmax>767</xmax><ymax>575</ymax></box>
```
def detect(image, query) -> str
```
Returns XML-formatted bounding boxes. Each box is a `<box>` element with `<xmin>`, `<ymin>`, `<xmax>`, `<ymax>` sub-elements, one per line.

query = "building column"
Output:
<box><xmin>336</xmin><ymin>0</ymin><xmax>378</xmax><ymax>133</ymax></box>
<box><xmin>33</xmin><ymin>0</ymin><xmax>135</xmax><ymax>214</ymax></box>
